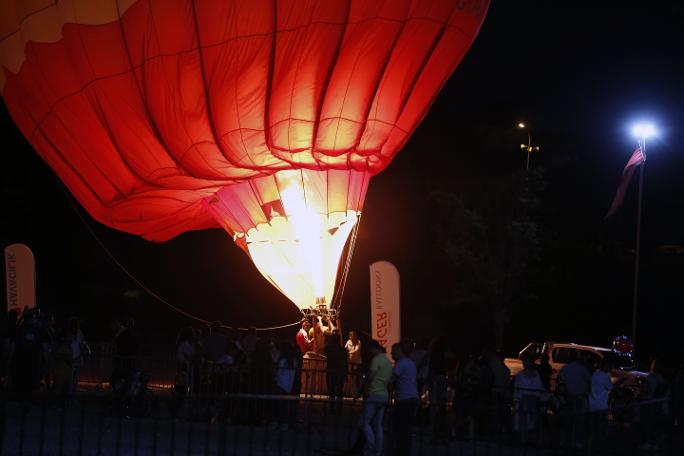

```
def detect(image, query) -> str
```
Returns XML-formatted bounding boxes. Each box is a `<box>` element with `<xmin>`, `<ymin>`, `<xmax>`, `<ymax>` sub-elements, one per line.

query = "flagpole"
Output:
<box><xmin>632</xmin><ymin>138</ymin><xmax>646</xmax><ymax>351</ymax></box>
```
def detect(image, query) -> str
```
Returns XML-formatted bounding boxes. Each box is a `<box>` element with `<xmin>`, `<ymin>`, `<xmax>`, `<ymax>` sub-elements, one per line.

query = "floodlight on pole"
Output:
<box><xmin>631</xmin><ymin>123</ymin><xmax>656</xmax><ymax>139</ymax></box>
<box><xmin>629</xmin><ymin>121</ymin><xmax>655</xmax><ymax>354</ymax></box>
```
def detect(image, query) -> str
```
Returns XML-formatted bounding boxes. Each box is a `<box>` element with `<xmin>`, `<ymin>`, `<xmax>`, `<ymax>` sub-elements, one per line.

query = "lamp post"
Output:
<box><xmin>630</xmin><ymin>123</ymin><xmax>655</xmax><ymax>351</ymax></box>
<box><xmin>518</xmin><ymin>122</ymin><xmax>541</xmax><ymax>170</ymax></box>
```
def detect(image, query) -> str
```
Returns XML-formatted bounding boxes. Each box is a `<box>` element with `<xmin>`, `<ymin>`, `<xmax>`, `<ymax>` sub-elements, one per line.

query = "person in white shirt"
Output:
<box><xmin>345</xmin><ymin>330</ymin><xmax>362</xmax><ymax>365</ymax></box>
<box><xmin>589</xmin><ymin>359</ymin><xmax>618</xmax><ymax>412</ymax></box>
<box><xmin>513</xmin><ymin>356</ymin><xmax>549</xmax><ymax>433</ymax></box>
<box><xmin>588</xmin><ymin>358</ymin><xmax>623</xmax><ymax>446</ymax></box>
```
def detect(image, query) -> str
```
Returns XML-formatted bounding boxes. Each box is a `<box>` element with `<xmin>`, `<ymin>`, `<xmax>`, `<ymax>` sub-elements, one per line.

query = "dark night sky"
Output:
<box><xmin>2</xmin><ymin>2</ymin><xmax>684</xmax><ymax>360</ymax></box>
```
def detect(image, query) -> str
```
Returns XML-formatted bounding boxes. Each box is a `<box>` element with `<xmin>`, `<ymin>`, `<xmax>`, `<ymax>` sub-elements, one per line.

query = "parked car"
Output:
<box><xmin>505</xmin><ymin>341</ymin><xmax>647</xmax><ymax>400</ymax></box>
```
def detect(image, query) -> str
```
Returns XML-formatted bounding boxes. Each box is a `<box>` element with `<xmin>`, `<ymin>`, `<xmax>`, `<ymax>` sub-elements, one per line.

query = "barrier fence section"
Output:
<box><xmin>1</xmin><ymin>362</ymin><xmax>683</xmax><ymax>455</ymax></box>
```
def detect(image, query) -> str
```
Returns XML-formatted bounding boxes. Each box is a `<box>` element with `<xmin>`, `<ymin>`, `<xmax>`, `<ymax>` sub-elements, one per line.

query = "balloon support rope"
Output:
<box><xmin>332</xmin><ymin>212</ymin><xmax>362</xmax><ymax>316</ymax></box>
<box><xmin>57</xmin><ymin>179</ymin><xmax>300</xmax><ymax>332</ymax></box>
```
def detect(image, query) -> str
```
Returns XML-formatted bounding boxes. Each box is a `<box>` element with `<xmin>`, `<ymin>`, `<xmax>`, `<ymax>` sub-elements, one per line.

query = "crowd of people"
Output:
<box><xmin>167</xmin><ymin>317</ymin><xmax>684</xmax><ymax>455</ymax></box>
<box><xmin>0</xmin><ymin>307</ymin><xmax>139</xmax><ymax>397</ymax></box>
<box><xmin>3</xmin><ymin>308</ymin><xmax>684</xmax><ymax>454</ymax></box>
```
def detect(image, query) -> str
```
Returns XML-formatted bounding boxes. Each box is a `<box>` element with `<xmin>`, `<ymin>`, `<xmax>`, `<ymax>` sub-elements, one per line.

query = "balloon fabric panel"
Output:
<box><xmin>1</xmin><ymin>0</ymin><xmax>489</xmax><ymax>309</ymax></box>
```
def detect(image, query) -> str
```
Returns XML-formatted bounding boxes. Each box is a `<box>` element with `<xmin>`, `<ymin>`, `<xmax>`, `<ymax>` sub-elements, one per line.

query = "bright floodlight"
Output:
<box><xmin>517</xmin><ymin>122</ymin><xmax>526</xmax><ymax>129</ymax></box>
<box><xmin>632</xmin><ymin>123</ymin><xmax>656</xmax><ymax>138</ymax></box>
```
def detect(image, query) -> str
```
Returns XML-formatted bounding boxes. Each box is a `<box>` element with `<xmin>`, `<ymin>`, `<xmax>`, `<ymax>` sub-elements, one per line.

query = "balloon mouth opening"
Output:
<box><xmin>238</xmin><ymin>207</ymin><xmax>359</xmax><ymax>311</ymax></box>
<box><xmin>203</xmin><ymin>169</ymin><xmax>368</xmax><ymax>311</ymax></box>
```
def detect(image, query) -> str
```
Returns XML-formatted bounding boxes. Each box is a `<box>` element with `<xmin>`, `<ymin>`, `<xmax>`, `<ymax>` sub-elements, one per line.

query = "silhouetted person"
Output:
<box><xmin>513</xmin><ymin>355</ymin><xmax>548</xmax><ymax>440</ymax></box>
<box><xmin>428</xmin><ymin>336</ymin><xmax>447</xmax><ymax>437</ymax></box>
<box><xmin>391</xmin><ymin>342</ymin><xmax>419</xmax><ymax>456</ymax></box>
<box><xmin>489</xmin><ymin>350</ymin><xmax>511</xmax><ymax>434</ymax></box>
<box><xmin>640</xmin><ymin>358</ymin><xmax>669</xmax><ymax>451</ymax></box>
<box><xmin>537</xmin><ymin>354</ymin><xmax>552</xmax><ymax>391</ymax></box>
<box><xmin>242</xmin><ymin>326</ymin><xmax>259</xmax><ymax>356</ymax></box>
<box><xmin>116</xmin><ymin>318</ymin><xmax>139</xmax><ymax>371</ymax></box>
<box><xmin>204</xmin><ymin>321</ymin><xmax>231</xmax><ymax>365</ymax></box>
<box><xmin>558</xmin><ymin>351</ymin><xmax>590</xmax><ymax>448</ymax></box>
<box><xmin>11</xmin><ymin>310</ymin><xmax>42</xmax><ymax>395</ymax></box>
<box><xmin>325</xmin><ymin>334</ymin><xmax>347</xmax><ymax>415</ymax></box>
<box><xmin>275</xmin><ymin>341</ymin><xmax>299</xmax><ymax>428</ymax></box>
<box><xmin>588</xmin><ymin>358</ymin><xmax>623</xmax><ymax>448</ymax></box>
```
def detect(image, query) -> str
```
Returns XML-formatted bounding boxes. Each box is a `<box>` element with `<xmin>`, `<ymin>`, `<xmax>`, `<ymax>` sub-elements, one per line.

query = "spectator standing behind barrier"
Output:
<box><xmin>0</xmin><ymin>310</ymin><xmax>19</xmax><ymax>391</ymax></box>
<box><xmin>11</xmin><ymin>310</ymin><xmax>43</xmax><ymax>395</ymax></box>
<box><xmin>116</xmin><ymin>318</ymin><xmax>139</xmax><ymax>371</ymax></box>
<box><xmin>325</xmin><ymin>334</ymin><xmax>347</xmax><ymax>415</ymax></box>
<box><xmin>489</xmin><ymin>350</ymin><xmax>511</xmax><ymax>434</ymax></box>
<box><xmin>52</xmin><ymin>328</ymin><xmax>74</xmax><ymax>397</ymax></box>
<box><xmin>513</xmin><ymin>356</ymin><xmax>549</xmax><ymax>439</ymax></box>
<box><xmin>640</xmin><ymin>358</ymin><xmax>670</xmax><ymax>451</ymax></box>
<box><xmin>204</xmin><ymin>322</ymin><xmax>231</xmax><ymax>365</ymax></box>
<box><xmin>537</xmin><ymin>354</ymin><xmax>552</xmax><ymax>391</ymax></box>
<box><xmin>175</xmin><ymin>327</ymin><xmax>197</xmax><ymax>395</ymax></box>
<box><xmin>673</xmin><ymin>361</ymin><xmax>684</xmax><ymax>429</ymax></box>
<box><xmin>69</xmin><ymin>318</ymin><xmax>89</xmax><ymax>392</ymax></box>
<box><xmin>361</xmin><ymin>340</ymin><xmax>392</xmax><ymax>456</ymax></box>
<box><xmin>558</xmin><ymin>351</ymin><xmax>590</xmax><ymax>449</ymax></box>
<box><xmin>391</xmin><ymin>341</ymin><xmax>419</xmax><ymax>456</ymax></box>
<box><xmin>427</xmin><ymin>336</ymin><xmax>447</xmax><ymax>438</ymax></box>
<box><xmin>242</xmin><ymin>326</ymin><xmax>259</xmax><ymax>357</ymax></box>
<box><xmin>588</xmin><ymin>358</ymin><xmax>622</xmax><ymax>448</ymax></box>
<box><xmin>275</xmin><ymin>341</ymin><xmax>299</xmax><ymax>429</ymax></box>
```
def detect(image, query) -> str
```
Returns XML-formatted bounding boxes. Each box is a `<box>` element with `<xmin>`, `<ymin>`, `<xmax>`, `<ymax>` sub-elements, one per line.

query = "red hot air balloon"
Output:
<box><xmin>1</xmin><ymin>0</ymin><xmax>489</xmax><ymax>313</ymax></box>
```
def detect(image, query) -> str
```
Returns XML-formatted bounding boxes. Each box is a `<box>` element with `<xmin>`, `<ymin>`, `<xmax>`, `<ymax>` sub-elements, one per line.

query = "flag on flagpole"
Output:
<box><xmin>605</xmin><ymin>144</ymin><xmax>646</xmax><ymax>218</ymax></box>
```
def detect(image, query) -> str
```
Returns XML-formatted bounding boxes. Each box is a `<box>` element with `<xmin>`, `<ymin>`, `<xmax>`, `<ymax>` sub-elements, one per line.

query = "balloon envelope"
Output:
<box><xmin>1</xmin><ymin>0</ymin><xmax>488</xmax><ymax>310</ymax></box>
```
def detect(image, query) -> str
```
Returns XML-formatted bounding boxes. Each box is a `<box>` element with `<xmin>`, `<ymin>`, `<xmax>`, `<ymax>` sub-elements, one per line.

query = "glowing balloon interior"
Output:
<box><xmin>203</xmin><ymin>169</ymin><xmax>368</xmax><ymax>311</ymax></box>
<box><xmin>0</xmin><ymin>0</ymin><xmax>489</xmax><ymax>313</ymax></box>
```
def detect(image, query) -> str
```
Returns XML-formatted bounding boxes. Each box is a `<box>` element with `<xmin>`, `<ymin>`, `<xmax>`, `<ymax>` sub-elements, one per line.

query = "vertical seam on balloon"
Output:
<box><xmin>310</xmin><ymin>0</ymin><xmax>352</xmax><ymax>168</ymax></box>
<box><xmin>333</xmin><ymin>2</ymin><xmax>409</xmax><ymax>166</ymax></box>
<box><xmin>351</xmin><ymin>1</ymin><xmax>412</xmax><ymax>171</ymax></box>
<box><xmin>262</xmin><ymin>0</ymin><xmax>278</xmax><ymax>168</ymax></box>
<box><xmin>31</xmin><ymin>114</ymin><xmax>106</xmax><ymax>208</ymax></box>
<box><xmin>379</xmin><ymin>8</ymin><xmax>462</xmax><ymax>158</ymax></box>
<box><xmin>13</xmin><ymin>37</ymin><xmax>111</xmax><ymax>206</ymax></box>
<box><xmin>81</xmin><ymin>85</ymin><xmax>141</xmax><ymax>197</ymax></box>
<box><xmin>286</xmin><ymin>0</ymin><xmax>317</xmax><ymax>168</ymax></box>
<box><xmin>59</xmin><ymin>7</ymin><xmax>135</xmax><ymax>199</ymax></box>
<box><xmin>189</xmin><ymin>0</ymin><xmax>247</xmax><ymax>172</ymax></box>
<box><xmin>216</xmin><ymin>190</ymin><xmax>249</xmax><ymax>235</ymax></box>
<box><xmin>248</xmin><ymin>179</ymin><xmax>268</xmax><ymax>226</ymax></box>
<box><xmin>146</xmin><ymin>1</ymin><xmax>197</xmax><ymax>167</ymax></box>
<box><xmin>115</xmin><ymin>0</ymin><xmax>197</xmax><ymax>180</ymax></box>
<box><xmin>229</xmin><ymin>7</ymin><xmax>261</xmax><ymax>170</ymax></box>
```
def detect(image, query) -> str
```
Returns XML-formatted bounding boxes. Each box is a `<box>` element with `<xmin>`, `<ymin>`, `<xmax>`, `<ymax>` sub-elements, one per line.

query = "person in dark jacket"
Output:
<box><xmin>325</xmin><ymin>334</ymin><xmax>348</xmax><ymax>415</ymax></box>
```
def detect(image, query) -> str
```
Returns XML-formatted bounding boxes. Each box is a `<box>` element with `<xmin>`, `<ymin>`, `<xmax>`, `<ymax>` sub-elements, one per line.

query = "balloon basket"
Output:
<box><xmin>300</xmin><ymin>352</ymin><xmax>328</xmax><ymax>396</ymax></box>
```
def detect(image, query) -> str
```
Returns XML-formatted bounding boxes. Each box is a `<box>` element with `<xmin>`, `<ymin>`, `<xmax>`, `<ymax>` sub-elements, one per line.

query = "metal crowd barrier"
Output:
<box><xmin>1</xmin><ymin>373</ymin><xmax>682</xmax><ymax>455</ymax></box>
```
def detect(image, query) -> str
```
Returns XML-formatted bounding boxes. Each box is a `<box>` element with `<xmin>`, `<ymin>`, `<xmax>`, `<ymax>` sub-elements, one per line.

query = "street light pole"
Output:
<box><xmin>632</xmin><ymin>137</ymin><xmax>646</xmax><ymax>350</ymax></box>
<box><xmin>526</xmin><ymin>131</ymin><xmax>532</xmax><ymax>171</ymax></box>
<box><xmin>518</xmin><ymin>122</ymin><xmax>540</xmax><ymax>171</ymax></box>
